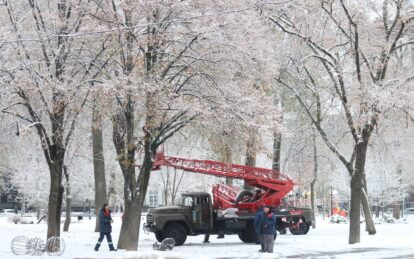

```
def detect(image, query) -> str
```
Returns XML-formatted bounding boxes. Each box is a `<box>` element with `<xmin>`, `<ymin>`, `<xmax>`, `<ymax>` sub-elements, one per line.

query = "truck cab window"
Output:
<box><xmin>182</xmin><ymin>196</ymin><xmax>193</xmax><ymax>206</ymax></box>
<box><xmin>201</xmin><ymin>196</ymin><xmax>209</xmax><ymax>204</ymax></box>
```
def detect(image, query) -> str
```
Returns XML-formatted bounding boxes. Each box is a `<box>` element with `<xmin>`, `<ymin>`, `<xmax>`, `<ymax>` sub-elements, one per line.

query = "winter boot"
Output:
<box><xmin>109</xmin><ymin>243</ymin><xmax>117</xmax><ymax>251</ymax></box>
<box><xmin>94</xmin><ymin>242</ymin><xmax>101</xmax><ymax>251</ymax></box>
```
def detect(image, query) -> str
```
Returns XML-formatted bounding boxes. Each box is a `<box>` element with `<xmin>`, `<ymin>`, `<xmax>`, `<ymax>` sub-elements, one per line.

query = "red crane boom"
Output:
<box><xmin>152</xmin><ymin>152</ymin><xmax>294</xmax><ymax>211</ymax></box>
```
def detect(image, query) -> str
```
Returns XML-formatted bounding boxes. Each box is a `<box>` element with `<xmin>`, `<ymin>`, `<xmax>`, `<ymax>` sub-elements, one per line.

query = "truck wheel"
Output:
<box><xmin>238</xmin><ymin>232</ymin><xmax>255</xmax><ymax>243</ymax></box>
<box><xmin>289</xmin><ymin>222</ymin><xmax>310</xmax><ymax>235</ymax></box>
<box><xmin>238</xmin><ymin>223</ymin><xmax>257</xmax><ymax>243</ymax></box>
<box><xmin>164</xmin><ymin>223</ymin><xmax>187</xmax><ymax>246</ymax></box>
<box><xmin>155</xmin><ymin>231</ymin><xmax>164</xmax><ymax>242</ymax></box>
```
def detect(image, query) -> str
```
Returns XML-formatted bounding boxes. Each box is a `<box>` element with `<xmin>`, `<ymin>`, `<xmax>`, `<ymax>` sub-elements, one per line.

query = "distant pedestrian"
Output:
<box><xmin>94</xmin><ymin>204</ymin><xmax>116</xmax><ymax>251</ymax></box>
<box><xmin>262</xmin><ymin>206</ymin><xmax>276</xmax><ymax>253</ymax></box>
<box><xmin>254</xmin><ymin>206</ymin><xmax>265</xmax><ymax>252</ymax></box>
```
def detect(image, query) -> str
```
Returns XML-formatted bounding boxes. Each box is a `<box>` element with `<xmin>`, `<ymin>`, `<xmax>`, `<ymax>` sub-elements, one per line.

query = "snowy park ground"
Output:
<box><xmin>1</xmin><ymin>214</ymin><xmax>414</xmax><ymax>259</ymax></box>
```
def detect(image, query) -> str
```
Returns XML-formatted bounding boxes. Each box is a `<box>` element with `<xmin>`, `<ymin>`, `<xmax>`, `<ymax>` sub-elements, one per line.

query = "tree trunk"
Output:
<box><xmin>92</xmin><ymin>101</ymin><xmax>107</xmax><ymax>232</ymax></box>
<box><xmin>171</xmin><ymin>168</ymin><xmax>185</xmax><ymax>205</ymax></box>
<box><xmin>245</xmin><ymin>132</ymin><xmax>256</xmax><ymax>167</ymax></box>
<box><xmin>310</xmin><ymin>128</ymin><xmax>317</xmax><ymax>228</ymax></box>
<box><xmin>360</xmin><ymin>169</ymin><xmax>375</xmax><ymax>234</ymax></box>
<box><xmin>394</xmin><ymin>203</ymin><xmax>400</xmax><ymax>219</ymax></box>
<box><xmin>273</xmin><ymin>95</ymin><xmax>283</xmax><ymax>174</ymax></box>
<box><xmin>244</xmin><ymin>130</ymin><xmax>256</xmax><ymax>189</ymax></box>
<box><xmin>162</xmin><ymin>167</ymin><xmax>170</xmax><ymax>206</ymax></box>
<box><xmin>272</xmin><ymin>130</ymin><xmax>282</xmax><ymax>172</ymax></box>
<box><xmin>349</xmin><ymin>141</ymin><xmax>367</xmax><ymax>244</ymax></box>
<box><xmin>361</xmin><ymin>189</ymin><xmax>376</xmax><ymax>234</ymax></box>
<box><xmin>46</xmin><ymin>0</ymin><xmax>69</xmax><ymax>240</ymax></box>
<box><xmin>349</xmin><ymin>170</ymin><xmax>362</xmax><ymax>244</ymax></box>
<box><xmin>223</xmin><ymin>144</ymin><xmax>233</xmax><ymax>185</ymax></box>
<box><xmin>114</xmin><ymin>114</ymin><xmax>137</xmax><ymax>250</ymax></box>
<box><xmin>63</xmin><ymin>166</ymin><xmax>71</xmax><ymax>232</ymax></box>
<box><xmin>117</xmin><ymin>130</ymin><xmax>155</xmax><ymax>250</ymax></box>
<box><xmin>133</xmin><ymin>138</ymin><xmax>155</xmax><ymax>248</ymax></box>
<box><xmin>47</xmin><ymin>161</ymin><xmax>64</xmax><ymax>239</ymax></box>
<box><xmin>342</xmin><ymin>150</ymin><xmax>376</xmax><ymax>235</ymax></box>
<box><xmin>117</xmin><ymin>198</ymin><xmax>140</xmax><ymax>250</ymax></box>
<box><xmin>107</xmin><ymin>172</ymin><xmax>116</xmax><ymax>205</ymax></box>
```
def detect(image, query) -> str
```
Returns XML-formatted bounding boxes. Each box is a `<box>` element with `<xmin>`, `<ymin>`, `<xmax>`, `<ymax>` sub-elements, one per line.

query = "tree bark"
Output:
<box><xmin>116</xmin><ymin>121</ymin><xmax>155</xmax><ymax>250</ymax></box>
<box><xmin>117</xmin><ymin>196</ymin><xmax>140</xmax><ymax>250</ymax></box>
<box><xmin>224</xmin><ymin>144</ymin><xmax>233</xmax><ymax>185</ymax></box>
<box><xmin>131</xmin><ymin>138</ymin><xmax>155</xmax><ymax>249</ymax></box>
<box><xmin>310</xmin><ymin>128</ymin><xmax>317</xmax><ymax>228</ymax></box>
<box><xmin>161</xmin><ymin>167</ymin><xmax>170</xmax><ymax>205</ymax></box>
<box><xmin>394</xmin><ymin>203</ymin><xmax>400</xmax><ymax>219</ymax></box>
<box><xmin>272</xmin><ymin>95</ymin><xmax>283</xmax><ymax>174</ymax></box>
<box><xmin>244</xmin><ymin>130</ymin><xmax>256</xmax><ymax>189</ymax></box>
<box><xmin>47</xmin><ymin>156</ymin><xmax>64</xmax><ymax>239</ymax></box>
<box><xmin>361</xmin><ymin>189</ymin><xmax>376</xmax><ymax>234</ymax></box>
<box><xmin>113</xmin><ymin>100</ymin><xmax>137</xmax><ymax>250</ymax></box>
<box><xmin>63</xmin><ymin>166</ymin><xmax>71</xmax><ymax>232</ymax></box>
<box><xmin>349</xmin><ymin>172</ymin><xmax>362</xmax><ymax>244</ymax></box>
<box><xmin>272</xmin><ymin>130</ymin><xmax>282</xmax><ymax>172</ymax></box>
<box><xmin>92</xmin><ymin>100</ymin><xmax>107</xmax><ymax>232</ymax></box>
<box><xmin>245</xmin><ymin>132</ymin><xmax>256</xmax><ymax>167</ymax></box>
<box><xmin>349</xmin><ymin>141</ymin><xmax>368</xmax><ymax>244</ymax></box>
<box><xmin>171</xmin><ymin>168</ymin><xmax>185</xmax><ymax>205</ymax></box>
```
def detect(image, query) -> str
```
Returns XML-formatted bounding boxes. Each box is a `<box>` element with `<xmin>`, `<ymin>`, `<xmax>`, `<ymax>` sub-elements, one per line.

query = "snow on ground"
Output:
<box><xmin>0</xmin><ymin>215</ymin><xmax>414</xmax><ymax>259</ymax></box>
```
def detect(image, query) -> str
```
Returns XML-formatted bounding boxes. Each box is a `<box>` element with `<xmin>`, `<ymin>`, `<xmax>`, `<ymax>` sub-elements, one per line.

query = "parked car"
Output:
<box><xmin>403</xmin><ymin>208</ymin><xmax>414</xmax><ymax>223</ymax></box>
<box><xmin>0</xmin><ymin>209</ymin><xmax>18</xmax><ymax>217</ymax></box>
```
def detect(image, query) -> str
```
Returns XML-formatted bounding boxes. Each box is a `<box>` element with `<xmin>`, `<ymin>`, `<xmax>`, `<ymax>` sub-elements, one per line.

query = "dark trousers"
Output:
<box><xmin>257</xmin><ymin>233</ymin><xmax>264</xmax><ymax>250</ymax></box>
<box><xmin>263</xmin><ymin>234</ymin><xmax>274</xmax><ymax>253</ymax></box>
<box><xmin>95</xmin><ymin>233</ymin><xmax>115</xmax><ymax>250</ymax></box>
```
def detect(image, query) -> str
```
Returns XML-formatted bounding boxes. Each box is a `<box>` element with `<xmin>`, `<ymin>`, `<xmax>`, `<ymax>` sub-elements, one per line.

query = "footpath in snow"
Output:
<box><xmin>0</xmin><ymin>215</ymin><xmax>414</xmax><ymax>259</ymax></box>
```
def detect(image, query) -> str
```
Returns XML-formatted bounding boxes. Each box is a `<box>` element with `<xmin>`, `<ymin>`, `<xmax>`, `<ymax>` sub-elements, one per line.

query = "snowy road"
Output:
<box><xmin>1</xmin><ymin>215</ymin><xmax>414</xmax><ymax>259</ymax></box>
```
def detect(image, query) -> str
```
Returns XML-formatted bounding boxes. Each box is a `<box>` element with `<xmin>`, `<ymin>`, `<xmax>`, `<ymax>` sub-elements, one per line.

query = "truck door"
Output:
<box><xmin>191</xmin><ymin>195</ymin><xmax>211</xmax><ymax>232</ymax></box>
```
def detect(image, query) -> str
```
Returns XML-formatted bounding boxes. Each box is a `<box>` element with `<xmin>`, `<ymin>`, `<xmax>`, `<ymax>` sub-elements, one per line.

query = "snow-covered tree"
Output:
<box><xmin>0</xmin><ymin>0</ymin><xmax>111</xmax><ymax>238</ymax></box>
<box><xmin>262</xmin><ymin>0</ymin><xmax>414</xmax><ymax>243</ymax></box>
<box><xmin>89</xmin><ymin>0</ymin><xmax>280</xmax><ymax>250</ymax></box>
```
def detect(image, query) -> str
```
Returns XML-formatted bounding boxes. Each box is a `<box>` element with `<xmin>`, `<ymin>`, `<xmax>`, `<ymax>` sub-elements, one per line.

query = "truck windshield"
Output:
<box><xmin>182</xmin><ymin>196</ymin><xmax>193</xmax><ymax>207</ymax></box>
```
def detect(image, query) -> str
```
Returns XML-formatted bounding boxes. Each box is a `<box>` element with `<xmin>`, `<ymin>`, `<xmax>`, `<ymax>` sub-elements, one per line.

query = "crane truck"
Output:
<box><xmin>143</xmin><ymin>152</ymin><xmax>314</xmax><ymax>245</ymax></box>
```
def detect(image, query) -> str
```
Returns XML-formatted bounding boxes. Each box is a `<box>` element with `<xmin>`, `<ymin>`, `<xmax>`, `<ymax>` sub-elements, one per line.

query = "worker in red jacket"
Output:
<box><xmin>94</xmin><ymin>204</ymin><xmax>116</xmax><ymax>251</ymax></box>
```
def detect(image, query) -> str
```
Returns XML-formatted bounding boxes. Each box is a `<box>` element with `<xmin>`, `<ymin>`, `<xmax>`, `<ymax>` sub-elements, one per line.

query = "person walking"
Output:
<box><xmin>94</xmin><ymin>204</ymin><xmax>116</xmax><ymax>251</ymax></box>
<box><xmin>254</xmin><ymin>206</ymin><xmax>265</xmax><ymax>252</ymax></box>
<box><xmin>262</xmin><ymin>206</ymin><xmax>276</xmax><ymax>253</ymax></box>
